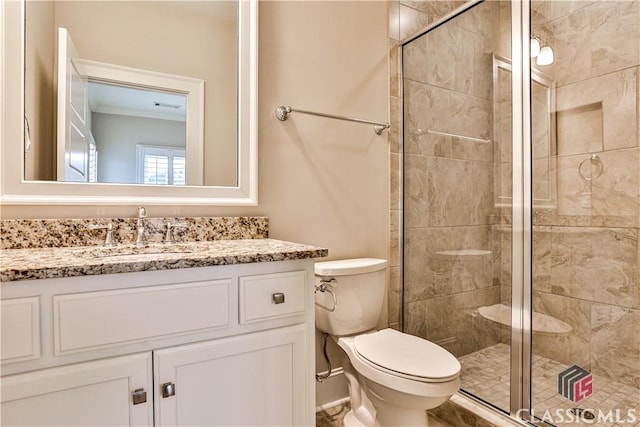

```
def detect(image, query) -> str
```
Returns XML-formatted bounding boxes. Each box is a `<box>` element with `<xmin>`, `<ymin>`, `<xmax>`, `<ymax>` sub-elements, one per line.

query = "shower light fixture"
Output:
<box><xmin>530</xmin><ymin>35</ymin><xmax>554</xmax><ymax>66</ymax></box>
<box><xmin>530</xmin><ymin>37</ymin><xmax>541</xmax><ymax>57</ymax></box>
<box><xmin>536</xmin><ymin>45</ymin><xmax>554</xmax><ymax>66</ymax></box>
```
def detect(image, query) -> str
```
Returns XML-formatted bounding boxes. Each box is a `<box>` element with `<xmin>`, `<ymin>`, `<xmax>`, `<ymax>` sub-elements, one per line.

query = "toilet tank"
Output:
<box><xmin>315</xmin><ymin>258</ymin><xmax>388</xmax><ymax>336</ymax></box>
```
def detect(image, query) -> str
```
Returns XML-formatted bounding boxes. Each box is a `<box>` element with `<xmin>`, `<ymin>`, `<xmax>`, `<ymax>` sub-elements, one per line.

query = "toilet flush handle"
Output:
<box><xmin>315</xmin><ymin>278</ymin><xmax>338</xmax><ymax>312</ymax></box>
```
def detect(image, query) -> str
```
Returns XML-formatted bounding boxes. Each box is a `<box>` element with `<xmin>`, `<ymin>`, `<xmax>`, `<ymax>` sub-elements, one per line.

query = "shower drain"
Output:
<box><xmin>570</xmin><ymin>408</ymin><xmax>596</xmax><ymax>420</ymax></box>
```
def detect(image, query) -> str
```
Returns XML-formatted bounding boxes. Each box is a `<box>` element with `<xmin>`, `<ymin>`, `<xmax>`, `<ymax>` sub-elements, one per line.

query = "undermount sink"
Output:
<box><xmin>76</xmin><ymin>243</ymin><xmax>200</xmax><ymax>259</ymax></box>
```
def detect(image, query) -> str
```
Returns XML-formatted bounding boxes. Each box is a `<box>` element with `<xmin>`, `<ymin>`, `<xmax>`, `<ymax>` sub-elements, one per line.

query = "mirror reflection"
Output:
<box><xmin>88</xmin><ymin>82</ymin><xmax>187</xmax><ymax>185</ymax></box>
<box><xmin>24</xmin><ymin>1</ymin><xmax>239</xmax><ymax>187</ymax></box>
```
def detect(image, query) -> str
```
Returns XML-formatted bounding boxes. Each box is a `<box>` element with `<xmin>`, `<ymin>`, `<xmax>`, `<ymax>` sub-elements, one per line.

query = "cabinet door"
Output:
<box><xmin>1</xmin><ymin>352</ymin><xmax>152</xmax><ymax>426</ymax></box>
<box><xmin>155</xmin><ymin>324</ymin><xmax>308</xmax><ymax>426</ymax></box>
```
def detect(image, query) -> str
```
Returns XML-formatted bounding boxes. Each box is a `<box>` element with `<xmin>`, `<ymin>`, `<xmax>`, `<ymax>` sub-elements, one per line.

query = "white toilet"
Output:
<box><xmin>315</xmin><ymin>258</ymin><xmax>461</xmax><ymax>427</ymax></box>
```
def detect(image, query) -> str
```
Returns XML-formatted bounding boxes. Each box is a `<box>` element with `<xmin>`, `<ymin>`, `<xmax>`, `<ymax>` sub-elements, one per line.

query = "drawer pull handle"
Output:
<box><xmin>132</xmin><ymin>388</ymin><xmax>147</xmax><ymax>405</ymax></box>
<box><xmin>162</xmin><ymin>382</ymin><xmax>176</xmax><ymax>398</ymax></box>
<box><xmin>272</xmin><ymin>292</ymin><xmax>285</xmax><ymax>304</ymax></box>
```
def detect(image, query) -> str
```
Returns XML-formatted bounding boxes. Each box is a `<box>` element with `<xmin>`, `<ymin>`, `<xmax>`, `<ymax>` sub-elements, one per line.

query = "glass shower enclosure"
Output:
<box><xmin>401</xmin><ymin>0</ymin><xmax>639</xmax><ymax>424</ymax></box>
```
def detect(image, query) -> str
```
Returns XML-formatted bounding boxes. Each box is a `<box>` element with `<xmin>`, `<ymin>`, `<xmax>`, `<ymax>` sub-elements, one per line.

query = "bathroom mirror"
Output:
<box><xmin>0</xmin><ymin>0</ymin><xmax>258</xmax><ymax>205</ymax></box>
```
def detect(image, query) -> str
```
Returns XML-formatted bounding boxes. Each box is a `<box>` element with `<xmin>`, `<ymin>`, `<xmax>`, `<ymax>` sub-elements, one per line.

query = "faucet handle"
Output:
<box><xmin>138</xmin><ymin>206</ymin><xmax>147</xmax><ymax>219</ymax></box>
<box><xmin>164</xmin><ymin>221</ymin><xmax>188</xmax><ymax>244</ymax></box>
<box><xmin>88</xmin><ymin>222</ymin><xmax>116</xmax><ymax>247</ymax></box>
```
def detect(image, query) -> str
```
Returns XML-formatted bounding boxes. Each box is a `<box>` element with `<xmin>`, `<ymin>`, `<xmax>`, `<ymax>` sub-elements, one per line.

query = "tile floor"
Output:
<box><xmin>459</xmin><ymin>343</ymin><xmax>640</xmax><ymax>427</ymax></box>
<box><xmin>315</xmin><ymin>402</ymin><xmax>454</xmax><ymax>427</ymax></box>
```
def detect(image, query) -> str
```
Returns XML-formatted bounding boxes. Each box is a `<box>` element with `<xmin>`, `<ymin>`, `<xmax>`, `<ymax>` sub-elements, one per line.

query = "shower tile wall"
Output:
<box><xmin>388</xmin><ymin>0</ymin><xmax>467</xmax><ymax>331</ymax></box>
<box><xmin>526</xmin><ymin>0</ymin><xmax>640</xmax><ymax>390</ymax></box>
<box><xmin>399</xmin><ymin>1</ymin><xmax>512</xmax><ymax>357</ymax></box>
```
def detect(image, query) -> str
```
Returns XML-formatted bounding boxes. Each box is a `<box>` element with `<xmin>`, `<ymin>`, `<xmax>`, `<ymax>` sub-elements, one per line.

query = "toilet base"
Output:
<box><xmin>343</xmin><ymin>410</ymin><xmax>365</xmax><ymax>427</ymax></box>
<box><xmin>342</xmin><ymin>405</ymin><xmax>432</xmax><ymax>427</ymax></box>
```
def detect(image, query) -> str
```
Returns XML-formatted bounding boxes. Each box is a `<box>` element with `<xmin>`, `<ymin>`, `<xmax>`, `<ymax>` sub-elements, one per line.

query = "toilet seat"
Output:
<box><xmin>353</xmin><ymin>329</ymin><xmax>460</xmax><ymax>383</ymax></box>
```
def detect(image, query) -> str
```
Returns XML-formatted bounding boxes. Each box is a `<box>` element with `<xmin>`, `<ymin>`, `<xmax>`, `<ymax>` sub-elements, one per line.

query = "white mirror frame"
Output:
<box><xmin>0</xmin><ymin>0</ymin><xmax>258</xmax><ymax>206</ymax></box>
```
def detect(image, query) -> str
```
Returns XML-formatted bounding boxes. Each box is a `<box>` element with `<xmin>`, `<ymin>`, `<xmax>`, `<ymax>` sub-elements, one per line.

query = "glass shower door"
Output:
<box><xmin>402</xmin><ymin>0</ymin><xmax>515</xmax><ymax>414</ymax></box>
<box><xmin>529</xmin><ymin>1</ymin><xmax>640</xmax><ymax>425</ymax></box>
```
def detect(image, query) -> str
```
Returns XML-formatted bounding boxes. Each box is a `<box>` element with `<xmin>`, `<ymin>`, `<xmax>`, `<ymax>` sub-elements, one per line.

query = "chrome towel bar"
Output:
<box><xmin>275</xmin><ymin>105</ymin><xmax>390</xmax><ymax>135</ymax></box>
<box><xmin>414</xmin><ymin>128</ymin><xmax>491</xmax><ymax>144</ymax></box>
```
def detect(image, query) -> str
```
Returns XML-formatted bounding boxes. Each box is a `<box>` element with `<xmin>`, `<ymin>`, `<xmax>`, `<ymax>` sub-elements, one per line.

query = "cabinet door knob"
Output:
<box><xmin>161</xmin><ymin>382</ymin><xmax>176</xmax><ymax>398</ymax></box>
<box><xmin>272</xmin><ymin>292</ymin><xmax>285</xmax><ymax>304</ymax></box>
<box><xmin>132</xmin><ymin>388</ymin><xmax>147</xmax><ymax>405</ymax></box>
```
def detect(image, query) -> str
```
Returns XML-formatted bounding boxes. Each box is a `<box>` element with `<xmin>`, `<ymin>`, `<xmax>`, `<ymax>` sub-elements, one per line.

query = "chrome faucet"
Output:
<box><xmin>135</xmin><ymin>206</ymin><xmax>147</xmax><ymax>247</ymax></box>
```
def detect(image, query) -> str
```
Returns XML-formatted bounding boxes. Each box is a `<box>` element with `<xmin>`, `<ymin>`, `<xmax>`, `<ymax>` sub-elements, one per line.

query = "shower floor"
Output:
<box><xmin>459</xmin><ymin>344</ymin><xmax>640</xmax><ymax>427</ymax></box>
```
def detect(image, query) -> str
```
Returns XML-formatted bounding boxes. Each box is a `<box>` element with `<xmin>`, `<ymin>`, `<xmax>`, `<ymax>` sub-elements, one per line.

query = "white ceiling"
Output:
<box><xmin>88</xmin><ymin>81</ymin><xmax>187</xmax><ymax>122</ymax></box>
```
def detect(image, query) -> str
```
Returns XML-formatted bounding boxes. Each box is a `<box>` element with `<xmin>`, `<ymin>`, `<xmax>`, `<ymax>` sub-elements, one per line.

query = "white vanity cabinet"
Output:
<box><xmin>1</xmin><ymin>352</ymin><xmax>153</xmax><ymax>426</ymax></box>
<box><xmin>0</xmin><ymin>259</ymin><xmax>316</xmax><ymax>427</ymax></box>
<box><xmin>154</xmin><ymin>325</ymin><xmax>307</xmax><ymax>426</ymax></box>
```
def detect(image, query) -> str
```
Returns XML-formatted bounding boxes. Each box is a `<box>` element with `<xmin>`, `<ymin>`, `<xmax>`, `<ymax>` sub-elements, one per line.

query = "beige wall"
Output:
<box><xmin>24</xmin><ymin>0</ymin><xmax>55</xmax><ymax>181</ymax></box>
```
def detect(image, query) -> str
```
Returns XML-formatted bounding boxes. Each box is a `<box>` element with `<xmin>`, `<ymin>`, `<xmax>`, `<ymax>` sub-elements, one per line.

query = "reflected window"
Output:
<box><xmin>137</xmin><ymin>145</ymin><xmax>186</xmax><ymax>185</ymax></box>
<box><xmin>88</xmin><ymin>139</ymin><xmax>98</xmax><ymax>183</ymax></box>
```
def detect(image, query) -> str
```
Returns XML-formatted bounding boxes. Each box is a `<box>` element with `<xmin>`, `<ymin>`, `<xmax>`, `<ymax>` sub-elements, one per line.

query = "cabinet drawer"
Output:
<box><xmin>1</xmin><ymin>297</ymin><xmax>41</xmax><ymax>364</ymax></box>
<box><xmin>54</xmin><ymin>280</ymin><xmax>230</xmax><ymax>355</ymax></box>
<box><xmin>239</xmin><ymin>271</ymin><xmax>306</xmax><ymax>324</ymax></box>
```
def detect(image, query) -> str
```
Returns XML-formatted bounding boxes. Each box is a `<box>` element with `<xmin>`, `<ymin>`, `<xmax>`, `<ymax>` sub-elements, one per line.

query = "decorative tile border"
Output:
<box><xmin>0</xmin><ymin>217</ymin><xmax>269</xmax><ymax>249</ymax></box>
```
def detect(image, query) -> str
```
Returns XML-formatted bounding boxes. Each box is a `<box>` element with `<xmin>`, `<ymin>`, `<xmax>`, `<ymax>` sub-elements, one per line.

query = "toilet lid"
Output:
<box><xmin>354</xmin><ymin>329</ymin><xmax>461</xmax><ymax>381</ymax></box>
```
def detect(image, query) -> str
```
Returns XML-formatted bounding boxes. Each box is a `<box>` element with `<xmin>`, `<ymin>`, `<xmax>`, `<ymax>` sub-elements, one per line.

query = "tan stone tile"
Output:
<box><xmin>568</xmin><ymin>297</ymin><xmax>592</xmax><ymax>370</ymax></box>
<box><xmin>556</xmin><ymin>68</ymin><xmax>637</xmax><ymax>153</ymax></box>
<box><xmin>389</xmin><ymin>40</ymin><xmax>401</xmax><ymax>98</ymax></box>
<box><xmin>472</xmin><ymin>161</ymin><xmax>495</xmax><ymax>224</ymax></box>
<box><xmin>533</xmin><ymin>226</ymin><xmax>552</xmax><ymax>293</ymax></box>
<box><xmin>404</xmin><ymin>299</ymin><xmax>428</xmax><ymax>338</ymax></box>
<box><xmin>402</xmin><ymin>0</ymin><xmax>466</xmax><ymax>22</ymax></box>
<box><xmin>556</xmin><ymin>154</ymin><xmax>593</xmax><ymax>217</ymax></box>
<box><xmin>389</xmin><ymin>95</ymin><xmax>402</xmax><ymax>154</ymax></box>
<box><xmin>388</xmin><ymin>1</ymin><xmax>400</xmax><ymax>42</ymax></box>
<box><xmin>403</xmin><ymin>154</ymin><xmax>429</xmax><ymax>228</ymax></box>
<box><xmin>532</xmin><ymin>292</ymin><xmax>571</xmax><ymax>364</ymax></box>
<box><xmin>389</xmin><ymin>152</ymin><xmax>401</xmax><ymax>211</ymax></box>
<box><xmin>403</xmin><ymin>227</ymin><xmax>441</xmax><ymax>302</ymax></box>
<box><xmin>591</xmin><ymin>148</ymin><xmax>640</xmax><ymax>218</ymax></box>
<box><xmin>550</xmin><ymin>227</ymin><xmax>638</xmax><ymax>308</ymax></box>
<box><xmin>426</xmin><ymin>287</ymin><xmax>501</xmax><ymax>356</ymax></box>
<box><xmin>495</xmin><ymin>99</ymin><xmax>512</xmax><ymax>163</ymax></box>
<box><xmin>399</xmin><ymin>3</ymin><xmax>430</xmax><ymax>41</ymax></box>
<box><xmin>403</xmin><ymin>80</ymin><xmax>492</xmax><ymax>156</ymax></box>
<box><xmin>544</xmin><ymin>1</ymin><xmax>640</xmax><ymax>85</ymax></box>
<box><xmin>403</xmin><ymin>5</ymin><xmax>494</xmax><ymax>101</ymax></box>
<box><xmin>426</xmin><ymin>157</ymin><xmax>475</xmax><ymax>226</ymax></box>
<box><xmin>388</xmin><ymin>265</ymin><xmax>402</xmax><ymax>326</ymax></box>
<box><xmin>452</xmin><ymin>138</ymin><xmax>493</xmax><ymax>163</ymax></box>
<box><xmin>533</xmin><ymin>156</ymin><xmax>556</xmax><ymax>207</ymax></box>
<box><xmin>591</xmin><ymin>305</ymin><xmax>640</xmax><ymax>388</ymax></box>
<box><xmin>556</xmin><ymin>102</ymin><xmax>604</xmax><ymax>156</ymax></box>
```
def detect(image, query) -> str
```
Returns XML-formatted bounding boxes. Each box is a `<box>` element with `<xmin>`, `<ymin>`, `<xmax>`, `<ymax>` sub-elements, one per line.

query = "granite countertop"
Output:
<box><xmin>0</xmin><ymin>239</ymin><xmax>328</xmax><ymax>282</ymax></box>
